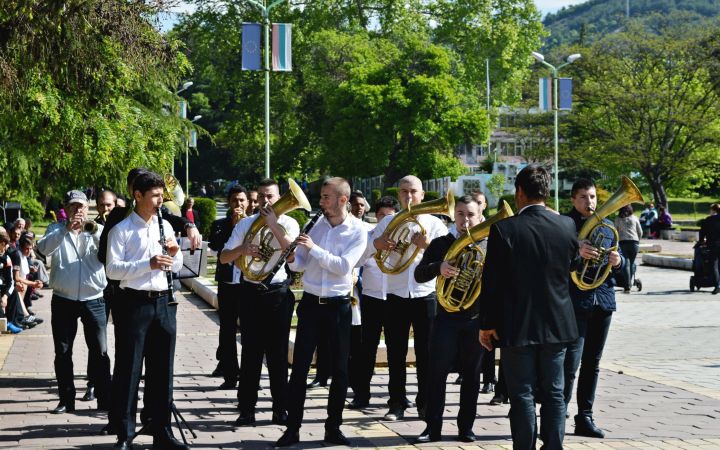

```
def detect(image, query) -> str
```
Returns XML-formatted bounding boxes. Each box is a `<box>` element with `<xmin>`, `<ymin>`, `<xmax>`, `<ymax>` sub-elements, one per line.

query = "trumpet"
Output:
<box><xmin>83</xmin><ymin>220</ymin><xmax>99</xmax><ymax>235</ymax></box>
<box><xmin>231</xmin><ymin>206</ymin><xmax>246</xmax><ymax>225</ymax></box>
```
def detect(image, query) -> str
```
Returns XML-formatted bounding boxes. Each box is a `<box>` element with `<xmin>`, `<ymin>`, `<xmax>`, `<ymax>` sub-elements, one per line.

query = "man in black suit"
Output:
<box><xmin>208</xmin><ymin>184</ymin><xmax>249</xmax><ymax>389</ymax></box>
<box><xmin>479</xmin><ymin>165</ymin><xmax>579</xmax><ymax>450</ymax></box>
<box><xmin>699</xmin><ymin>203</ymin><xmax>720</xmax><ymax>295</ymax></box>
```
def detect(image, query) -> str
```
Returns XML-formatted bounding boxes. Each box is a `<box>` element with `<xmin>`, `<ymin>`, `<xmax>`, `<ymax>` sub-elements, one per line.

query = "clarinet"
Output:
<box><xmin>259</xmin><ymin>210</ymin><xmax>323</xmax><ymax>290</ymax></box>
<box><xmin>157</xmin><ymin>208</ymin><xmax>177</xmax><ymax>305</ymax></box>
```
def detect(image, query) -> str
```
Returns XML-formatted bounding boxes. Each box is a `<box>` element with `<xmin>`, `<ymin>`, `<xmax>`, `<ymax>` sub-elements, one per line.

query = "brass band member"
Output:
<box><xmin>276</xmin><ymin>177</ymin><xmax>367</xmax><ymax>447</ymax></box>
<box><xmin>208</xmin><ymin>184</ymin><xmax>249</xmax><ymax>389</ymax></box>
<box><xmin>366</xmin><ymin>175</ymin><xmax>448</xmax><ymax>421</ymax></box>
<box><xmin>564</xmin><ymin>178</ymin><xmax>623</xmax><ymax>439</ymax></box>
<box><xmin>106</xmin><ymin>171</ymin><xmax>186</xmax><ymax>450</ymax></box>
<box><xmin>219</xmin><ymin>179</ymin><xmax>299</xmax><ymax>426</ymax></box>
<box><xmin>413</xmin><ymin>195</ymin><xmax>486</xmax><ymax>443</ymax></box>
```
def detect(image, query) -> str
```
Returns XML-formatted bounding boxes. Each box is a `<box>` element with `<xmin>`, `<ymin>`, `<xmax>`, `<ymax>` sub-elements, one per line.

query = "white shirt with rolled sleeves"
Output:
<box><xmin>223</xmin><ymin>213</ymin><xmax>300</xmax><ymax>285</ymax></box>
<box><xmin>364</xmin><ymin>213</ymin><xmax>448</xmax><ymax>298</ymax></box>
<box><xmin>288</xmin><ymin>214</ymin><xmax>367</xmax><ymax>298</ymax></box>
<box><xmin>106</xmin><ymin>212</ymin><xmax>183</xmax><ymax>292</ymax></box>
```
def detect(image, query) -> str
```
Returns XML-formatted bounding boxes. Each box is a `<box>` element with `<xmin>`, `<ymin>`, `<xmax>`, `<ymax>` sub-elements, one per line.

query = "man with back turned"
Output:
<box><xmin>479</xmin><ymin>165</ymin><xmax>579</xmax><ymax>450</ymax></box>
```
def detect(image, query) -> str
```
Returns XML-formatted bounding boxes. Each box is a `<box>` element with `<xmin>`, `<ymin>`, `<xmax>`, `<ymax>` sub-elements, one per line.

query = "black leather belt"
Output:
<box><xmin>304</xmin><ymin>293</ymin><xmax>351</xmax><ymax>305</ymax></box>
<box><xmin>244</xmin><ymin>281</ymin><xmax>286</xmax><ymax>291</ymax></box>
<box><xmin>122</xmin><ymin>288</ymin><xmax>170</xmax><ymax>299</ymax></box>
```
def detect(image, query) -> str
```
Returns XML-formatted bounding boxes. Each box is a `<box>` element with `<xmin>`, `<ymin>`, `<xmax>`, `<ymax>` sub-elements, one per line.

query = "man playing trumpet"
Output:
<box><xmin>412</xmin><ymin>195</ymin><xmax>487</xmax><ymax>443</ymax></box>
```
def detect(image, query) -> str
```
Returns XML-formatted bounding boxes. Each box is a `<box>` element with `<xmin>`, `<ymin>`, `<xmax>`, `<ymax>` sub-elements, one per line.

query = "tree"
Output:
<box><xmin>0</xmin><ymin>0</ymin><xmax>192</xmax><ymax>205</ymax></box>
<box><xmin>568</xmin><ymin>22</ymin><xmax>720</xmax><ymax>207</ymax></box>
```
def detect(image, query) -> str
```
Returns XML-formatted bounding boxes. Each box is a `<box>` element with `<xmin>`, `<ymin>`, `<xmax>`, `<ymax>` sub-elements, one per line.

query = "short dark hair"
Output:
<box><xmin>0</xmin><ymin>229</ymin><xmax>9</xmax><ymax>245</ymax></box>
<box><xmin>456</xmin><ymin>195</ymin><xmax>479</xmax><ymax>206</ymax></box>
<box><xmin>227</xmin><ymin>184</ymin><xmax>248</xmax><ymax>200</ymax></box>
<box><xmin>619</xmin><ymin>205</ymin><xmax>633</xmax><ymax>218</ymax></box>
<box><xmin>515</xmin><ymin>165</ymin><xmax>551</xmax><ymax>201</ymax></box>
<box><xmin>18</xmin><ymin>233</ymin><xmax>34</xmax><ymax>249</ymax></box>
<box><xmin>133</xmin><ymin>171</ymin><xmax>165</xmax><ymax>195</ymax></box>
<box><xmin>349</xmin><ymin>190</ymin><xmax>365</xmax><ymax>203</ymax></box>
<box><xmin>470</xmin><ymin>190</ymin><xmax>486</xmax><ymax>204</ymax></box>
<box><xmin>710</xmin><ymin>203</ymin><xmax>720</xmax><ymax>214</ymax></box>
<box><xmin>571</xmin><ymin>178</ymin><xmax>596</xmax><ymax>198</ymax></box>
<box><xmin>127</xmin><ymin>167</ymin><xmax>150</xmax><ymax>187</ymax></box>
<box><xmin>257</xmin><ymin>178</ymin><xmax>278</xmax><ymax>190</ymax></box>
<box><xmin>374</xmin><ymin>196</ymin><xmax>399</xmax><ymax>213</ymax></box>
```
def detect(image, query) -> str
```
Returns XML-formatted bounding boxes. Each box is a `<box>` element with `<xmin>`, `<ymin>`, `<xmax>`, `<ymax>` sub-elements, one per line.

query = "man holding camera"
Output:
<box><xmin>37</xmin><ymin>190</ymin><xmax>111</xmax><ymax>414</ymax></box>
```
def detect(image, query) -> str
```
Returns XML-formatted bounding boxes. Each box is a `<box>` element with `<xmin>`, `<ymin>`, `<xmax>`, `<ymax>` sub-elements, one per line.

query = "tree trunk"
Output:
<box><xmin>649</xmin><ymin>179</ymin><xmax>668</xmax><ymax>210</ymax></box>
<box><xmin>383</xmin><ymin>135</ymin><xmax>404</xmax><ymax>190</ymax></box>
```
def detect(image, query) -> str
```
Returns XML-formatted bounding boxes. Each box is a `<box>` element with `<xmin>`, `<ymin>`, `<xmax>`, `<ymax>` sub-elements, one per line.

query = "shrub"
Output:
<box><xmin>383</xmin><ymin>187</ymin><xmax>399</xmax><ymax>200</ymax></box>
<box><xmin>500</xmin><ymin>194</ymin><xmax>516</xmax><ymax>212</ymax></box>
<box><xmin>424</xmin><ymin>191</ymin><xmax>440</xmax><ymax>201</ymax></box>
<box><xmin>371</xmin><ymin>189</ymin><xmax>382</xmax><ymax>205</ymax></box>
<box><xmin>192</xmin><ymin>197</ymin><xmax>216</xmax><ymax>238</ymax></box>
<box><xmin>15</xmin><ymin>194</ymin><xmax>45</xmax><ymax>222</ymax></box>
<box><xmin>286</xmin><ymin>209</ymin><xmax>309</xmax><ymax>230</ymax></box>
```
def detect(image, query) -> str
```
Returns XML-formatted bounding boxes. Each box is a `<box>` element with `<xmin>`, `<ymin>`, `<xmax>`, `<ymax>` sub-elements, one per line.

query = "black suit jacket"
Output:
<box><xmin>208</xmin><ymin>216</ymin><xmax>236</xmax><ymax>283</ymax></box>
<box><xmin>479</xmin><ymin>205</ymin><xmax>579</xmax><ymax>348</ymax></box>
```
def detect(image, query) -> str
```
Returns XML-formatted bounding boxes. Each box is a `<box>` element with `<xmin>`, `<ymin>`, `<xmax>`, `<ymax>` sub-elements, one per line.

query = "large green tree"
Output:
<box><xmin>0</xmin><ymin>0</ymin><xmax>192</xmax><ymax>209</ymax></box>
<box><xmin>568</xmin><ymin>22</ymin><xmax>720</xmax><ymax>207</ymax></box>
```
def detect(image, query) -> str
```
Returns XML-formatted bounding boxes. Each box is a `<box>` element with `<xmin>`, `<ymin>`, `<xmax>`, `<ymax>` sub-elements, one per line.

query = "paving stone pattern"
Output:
<box><xmin>1</xmin><ymin>253</ymin><xmax>720</xmax><ymax>449</ymax></box>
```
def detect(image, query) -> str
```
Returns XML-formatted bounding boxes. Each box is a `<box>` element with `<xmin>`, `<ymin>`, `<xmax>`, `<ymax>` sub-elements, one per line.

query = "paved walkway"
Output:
<box><xmin>1</xmin><ymin>244</ymin><xmax>720</xmax><ymax>449</ymax></box>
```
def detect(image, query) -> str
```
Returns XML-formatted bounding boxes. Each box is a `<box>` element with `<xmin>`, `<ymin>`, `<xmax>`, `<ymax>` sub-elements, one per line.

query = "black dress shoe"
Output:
<box><xmin>347</xmin><ymin>398</ymin><xmax>369</xmax><ymax>409</ymax></box>
<box><xmin>113</xmin><ymin>440</ymin><xmax>133</xmax><ymax>450</ymax></box>
<box><xmin>383</xmin><ymin>406</ymin><xmax>404</xmax><ymax>421</ymax></box>
<box><xmin>324</xmin><ymin>428</ymin><xmax>351</xmax><ymax>446</ymax></box>
<box><xmin>414</xmin><ymin>428</ymin><xmax>440</xmax><ymax>443</ymax></box>
<box><xmin>574</xmin><ymin>415</ymin><xmax>605</xmax><ymax>438</ymax></box>
<box><xmin>458</xmin><ymin>431</ymin><xmax>476</xmax><ymax>443</ymax></box>
<box><xmin>481</xmin><ymin>382</ymin><xmax>495</xmax><ymax>394</ymax></box>
<box><xmin>153</xmin><ymin>427</ymin><xmax>189</xmax><ymax>450</ymax></box>
<box><xmin>272</xmin><ymin>411</ymin><xmax>288</xmax><ymax>425</ymax></box>
<box><xmin>275</xmin><ymin>429</ymin><xmax>300</xmax><ymax>447</ymax></box>
<box><xmin>234</xmin><ymin>411</ymin><xmax>256</xmax><ymax>426</ymax></box>
<box><xmin>82</xmin><ymin>386</ymin><xmax>96</xmax><ymax>401</ymax></box>
<box><xmin>489</xmin><ymin>393</ymin><xmax>507</xmax><ymax>405</ymax></box>
<box><xmin>454</xmin><ymin>375</ymin><xmax>463</xmax><ymax>385</ymax></box>
<box><xmin>306</xmin><ymin>378</ymin><xmax>327</xmax><ymax>389</ymax></box>
<box><xmin>52</xmin><ymin>402</ymin><xmax>75</xmax><ymax>414</ymax></box>
<box><xmin>713</xmin><ymin>287</ymin><xmax>719</xmax><ymax>295</ymax></box>
<box><xmin>218</xmin><ymin>379</ymin><xmax>237</xmax><ymax>390</ymax></box>
<box><xmin>402</xmin><ymin>397</ymin><xmax>414</xmax><ymax>408</ymax></box>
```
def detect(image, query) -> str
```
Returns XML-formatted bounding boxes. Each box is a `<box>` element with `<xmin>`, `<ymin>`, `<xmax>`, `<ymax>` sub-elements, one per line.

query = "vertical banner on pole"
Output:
<box><xmin>558</xmin><ymin>78</ymin><xmax>573</xmax><ymax>110</ymax></box>
<box><xmin>177</xmin><ymin>100</ymin><xmax>187</xmax><ymax>119</ymax></box>
<box><xmin>189</xmin><ymin>130</ymin><xmax>198</xmax><ymax>148</ymax></box>
<box><xmin>539</xmin><ymin>78</ymin><xmax>552</xmax><ymax>111</ymax></box>
<box><xmin>242</xmin><ymin>23</ymin><xmax>262</xmax><ymax>71</ymax></box>
<box><xmin>272</xmin><ymin>23</ymin><xmax>292</xmax><ymax>71</ymax></box>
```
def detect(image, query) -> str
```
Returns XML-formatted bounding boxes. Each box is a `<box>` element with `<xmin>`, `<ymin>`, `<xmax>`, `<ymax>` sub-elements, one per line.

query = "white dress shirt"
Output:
<box><xmin>288</xmin><ymin>213</ymin><xmax>367</xmax><ymax>297</ymax></box>
<box><xmin>223</xmin><ymin>213</ymin><xmax>300</xmax><ymax>285</ymax></box>
<box><xmin>364</xmin><ymin>213</ymin><xmax>448</xmax><ymax>298</ymax></box>
<box><xmin>106</xmin><ymin>211</ymin><xmax>183</xmax><ymax>292</ymax></box>
<box><xmin>357</xmin><ymin>228</ymin><xmax>388</xmax><ymax>300</ymax></box>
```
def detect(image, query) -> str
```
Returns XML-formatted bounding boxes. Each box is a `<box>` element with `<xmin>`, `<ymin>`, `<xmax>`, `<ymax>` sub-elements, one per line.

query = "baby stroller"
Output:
<box><xmin>689</xmin><ymin>243</ymin><xmax>715</xmax><ymax>292</ymax></box>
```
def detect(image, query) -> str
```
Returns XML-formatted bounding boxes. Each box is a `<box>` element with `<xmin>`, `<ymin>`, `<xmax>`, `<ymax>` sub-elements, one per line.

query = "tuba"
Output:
<box><xmin>571</xmin><ymin>176</ymin><xmax>644</xmax><ymax>291</ymax></box>
<box><xmin>236</xmin><ymin>179</ymin><xmax>311</xmax><ymax>282</ymax></box>
<box><xmin>436</xmin><ymin>200</ymin><xmax>514</xmax><ymax>312</ymax></box>
<box><xmin>162</xmin><ymin>174</ymin><xmax>186</xmax><ymax>216</ymax></box>
<box><xmin>375</xmin><ymin>190</ymin><xmax>455</xmax><ymax>275</ymax></box>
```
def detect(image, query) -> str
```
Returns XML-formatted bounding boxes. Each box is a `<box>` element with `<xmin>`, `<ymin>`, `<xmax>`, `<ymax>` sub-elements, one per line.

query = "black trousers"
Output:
<box><xmin>286</xmin><ymin>294</ymin><xmax>351</xmax><ymax>431</ymax></box>
<box><xmin>619</xmin><ymin>240</ymin><xmax>640</xmax><ymax>289</ymax></box>
<box><xmin>4</xmin><ymin>290</ymin><xmax>24</xmax><ymax>326</ymax></box>
<box><xmin>217</xmin><ymin>282</ymin><xmax>242</xmax><ymax>383</ymax></box>
<box><xmin>353</xmin><ymin>295</ymin><xmax>385</xmax><ymax>403</ymax></box>
<box><xmin>384</xmin><ymin>293</ymin><xmax>436</xmax><ymax>409</ymax></box>
<box><xmin>425</xmin><ymin>313</ymin><xmax>483</xmax><ymax>435</ymax></box>
<box><xmin>87</xmin><ymin>286</ymin><xmax>114</xmax><ymax>389</ymax></box>
<box><xmin>111</xmin><ymin>290</ymin><xmax>177</xmax><ymax>441</ymax></box>
<box><xmin>237</xmin><ymin>282</ymin><xmax>295</xmax><ymax>414</ymax></box>
<box><xmin>51</xmin><ymin>295</ymin><xmax>111</xmax><ymax>406</ymax></box>
<box><xmin>481</xmin><ymin>348</ymin><xmax>497</xmax><ymax>384</ymax></box>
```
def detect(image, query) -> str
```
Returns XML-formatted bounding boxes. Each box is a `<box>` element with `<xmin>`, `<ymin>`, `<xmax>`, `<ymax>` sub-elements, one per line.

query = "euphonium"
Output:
<box><xmin>375</xmin><ymin>190</ymin><xmax>455</xmax><ymax>275</ymax></box>
<box><xmin>436</xmin><ymin>200</ymin><xmax>514</xmax><ymax>312</ymax></box>
<box><xmin>162</xmin><ymin>174</ymin><xmax>185</xmax><ymax>216</ymax></box>
<box><xmin>236</xmin><ymin>179</ymin><xmax>311</xmax><ymax>282</ymax></box>
<box><xmin>571</xmin><ymin>176</ymin><xmax>644</xmax><ymax>291</ymax></box>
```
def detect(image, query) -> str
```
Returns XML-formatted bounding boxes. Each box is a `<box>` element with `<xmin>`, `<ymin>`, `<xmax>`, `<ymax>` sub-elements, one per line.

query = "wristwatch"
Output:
<box><xmin>185</xmin><ymin>222</ymin><xmax>197</xmax><ymax>230</ymax></box>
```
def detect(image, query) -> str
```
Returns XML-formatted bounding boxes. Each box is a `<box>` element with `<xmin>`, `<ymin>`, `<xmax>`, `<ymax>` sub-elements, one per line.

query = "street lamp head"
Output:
<box><xmin>181</xmin><ymin>81</ymin><xmax>193</xmax><ymax>90</ymax></box>
<box><xmin>566</xmin><ymin>54</ymin><xmax>582</xmax><ymax>64</ymax></box>
<box><xmin>531</xmin><ymin>51</ymin><xmax>545</xmax><ymax>63</ymax></box>
<box><xmin>191</xmin><ymin>115</ymin><xmax>202</xmax><ymax>122</ymax></box>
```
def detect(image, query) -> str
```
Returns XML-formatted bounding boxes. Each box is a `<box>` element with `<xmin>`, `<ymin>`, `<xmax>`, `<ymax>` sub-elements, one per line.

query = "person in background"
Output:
<box><xmin>96</xmin><ymin>190</ymin><xmax>117</xmax><ymax>225</ymax></box>
<box><xmin>248</xmin><ymin>190</ymin><xmax>259</xmax><ymax>215</ymax></box>
<box><xmin>699</xmin><ymin>203</ymin><xmax>720</xmax><ymax>295</ymax></box>
<box><xmin>639</xmin><ymin>203</ymin><xmax>657</xmax><ymax>238</ymax></box>
<box><xmin>615</xmin><ymin>205</ymin><xmax>643</xmax><ymax>293</ymax></box>
<box><xmin>181</xmin><ymin>198</ymin><xmax>199</xmax><ymax>225</ymax></box>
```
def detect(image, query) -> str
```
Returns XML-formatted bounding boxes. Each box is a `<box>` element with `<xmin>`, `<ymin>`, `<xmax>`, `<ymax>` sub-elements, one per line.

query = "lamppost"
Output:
<box><xmin>247</xmin><ymin>0</ymin><xmax>287</xmax><ymax>178</ymax></box>
<box><xmin>174</xmin><ymin>81</ymin><xmax>194</xmax><ymax>177</ymax></box>
<box><xmin>186</xmin><ymin>115</ymin><xmax>202</xmax><ymax>196</ymax></box>
<box><xmin>531</xmin><ymin>52</ymin><xmax>581</xmax><ymax>210</ymax></box>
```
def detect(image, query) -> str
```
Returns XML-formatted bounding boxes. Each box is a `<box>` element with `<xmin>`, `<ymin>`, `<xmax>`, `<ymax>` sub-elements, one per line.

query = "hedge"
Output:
<box><xmin>286</xmin><ymin>209</ymin><xmax>309</xmax><ymax>230</ymax></box>
<box><xmin>192</xmin><ymin>197</ymin><xmax>216</xmax><ymax>238</ymax></box>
